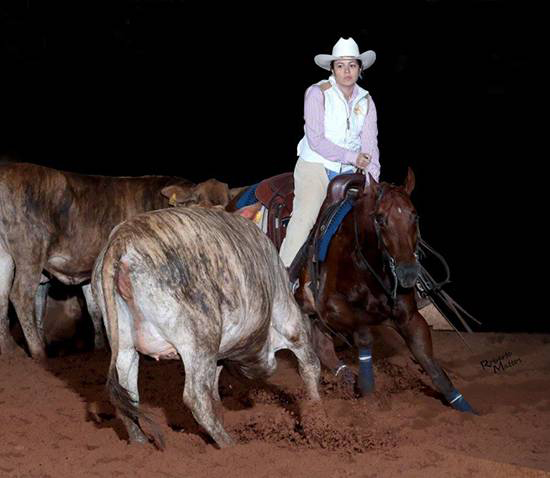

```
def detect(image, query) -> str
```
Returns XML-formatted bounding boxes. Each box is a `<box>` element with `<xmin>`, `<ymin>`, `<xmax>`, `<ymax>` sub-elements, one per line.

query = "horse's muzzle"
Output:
<box><xmin>395</xmin><ymin>262</ymin><xmax>421</xmax><ymax>289</ymax></box>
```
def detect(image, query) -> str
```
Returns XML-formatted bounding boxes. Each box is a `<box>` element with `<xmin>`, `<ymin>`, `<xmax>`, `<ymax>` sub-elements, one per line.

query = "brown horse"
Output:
<box><xmin>297</xmin><ymin>168</ymin><xmax>474</xmax><ymax>412</ymax></box>
<box><xmin>229</xmin><ymin>168</ymin><xmax>474</xmax><ymax>413</ymax></box>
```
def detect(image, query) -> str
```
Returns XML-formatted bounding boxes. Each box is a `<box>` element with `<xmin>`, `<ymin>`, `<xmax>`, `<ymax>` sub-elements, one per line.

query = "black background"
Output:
<box><xmin>0</xmin><ymin>1</ymin><xmax>539</xmax><ymax>332</ymax></box>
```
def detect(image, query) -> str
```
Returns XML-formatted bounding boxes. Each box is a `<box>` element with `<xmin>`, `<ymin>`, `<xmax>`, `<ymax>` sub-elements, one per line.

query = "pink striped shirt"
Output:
<box><xmin>303</xmin><ymin>83</ymin><xmax>381</xmax><ymax>181</ymax></box>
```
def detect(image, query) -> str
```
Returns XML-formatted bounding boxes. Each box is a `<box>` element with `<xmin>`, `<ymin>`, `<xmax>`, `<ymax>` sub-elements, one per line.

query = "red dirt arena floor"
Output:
<box><xmin>1</xmin><ymin>307</ymin><xmax>549</xmax><ymax>478</ymax></box>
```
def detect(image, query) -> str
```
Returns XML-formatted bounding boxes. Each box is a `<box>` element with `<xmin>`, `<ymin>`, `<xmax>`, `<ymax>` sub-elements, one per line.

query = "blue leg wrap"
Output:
<box><xmin>446</xmin><ymin>388</ymin><xmax>475</xmax><ymax>413</ymax></box>
<box><xmin>358</xmin><ymin>346</ymin><xmax>375</xmax><ymax>395</ymax></box>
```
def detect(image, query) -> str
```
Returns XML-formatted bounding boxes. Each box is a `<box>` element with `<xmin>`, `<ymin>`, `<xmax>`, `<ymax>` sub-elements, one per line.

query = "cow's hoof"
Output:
<box><xmin>30</xmin><ymin>350</ymin><xmax>48</xmax><ymax>362</ymax></box>
<box><xmin>0</xmin><ymin>346</ymin><xmax>28</xmax><ymax>360</ymax></box>
<box><xmin>0</xmin><ymin>338</ymin><xmax>30</xmax><ymax>358</ymax></box>
<box><xmin>129</xmin><ymin>435</ymin><xmax>148</xmax><ymax>445</ymax></box>
<box><xmin>215</xmin><ymin>435</ymin><xmax>236</xmax><ymax>449</ymax></box>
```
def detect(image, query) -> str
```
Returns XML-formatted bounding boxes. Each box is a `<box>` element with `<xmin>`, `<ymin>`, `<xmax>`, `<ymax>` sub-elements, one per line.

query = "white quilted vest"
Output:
<box><xmin>297</xmin><ymin>75</ymin><xmax>369</xmax><ymax>173</ymax></box>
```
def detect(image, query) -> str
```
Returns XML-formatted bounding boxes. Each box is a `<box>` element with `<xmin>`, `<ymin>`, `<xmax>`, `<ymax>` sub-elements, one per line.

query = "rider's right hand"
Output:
<box><xmin>356</xmin><ymin>153</ymin><xmax>371</xmax><ymax>170</ymax></box>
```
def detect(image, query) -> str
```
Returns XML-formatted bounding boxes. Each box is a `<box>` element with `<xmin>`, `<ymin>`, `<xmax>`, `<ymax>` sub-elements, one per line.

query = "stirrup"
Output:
<box><xmin>285</xmin><ymin>266</ymin><xmax>300</xmax><ymax>293</ymax></box>
<box><xmin>291</xmin><ymin>278</ymin><xmax>300</xmax><ymax>294</ymax></box>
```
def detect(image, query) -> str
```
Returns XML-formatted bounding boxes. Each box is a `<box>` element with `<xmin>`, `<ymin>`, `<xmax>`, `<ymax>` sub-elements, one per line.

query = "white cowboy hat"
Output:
<box><xmin>314</xmin><ymin>37</ymin><xmax>376</xmax><ymax>71</ymax></box>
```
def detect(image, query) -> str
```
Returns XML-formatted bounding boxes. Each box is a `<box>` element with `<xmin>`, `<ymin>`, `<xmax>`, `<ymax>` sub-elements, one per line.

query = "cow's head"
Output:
<box><xmin>161</xmin><ymin>178</ymin><xmax>231</xmax><ymax>208</ymax></box>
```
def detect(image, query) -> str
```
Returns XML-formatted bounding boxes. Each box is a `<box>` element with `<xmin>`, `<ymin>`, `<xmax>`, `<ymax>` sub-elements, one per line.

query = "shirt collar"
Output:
<box><xmin>328</xmin><ymin>75</ymin><xmax>359</xmax><ymax>102</ymax></box>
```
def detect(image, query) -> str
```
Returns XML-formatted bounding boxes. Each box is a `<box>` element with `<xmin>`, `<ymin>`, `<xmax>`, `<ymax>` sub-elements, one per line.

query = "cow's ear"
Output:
<box><xmin>161</xmin><ymin>185</ymin><xmax>192</xmax><ymax>206</ymax></box>
<box><xmin>235</xmin><ymin>202</ymin><xmax>262</xmax><ymax>221</ymax></box>
<box><xmin>404</xmin><ymin>167</ymin><xmax>415</xmax><ymax>196</ymax></box>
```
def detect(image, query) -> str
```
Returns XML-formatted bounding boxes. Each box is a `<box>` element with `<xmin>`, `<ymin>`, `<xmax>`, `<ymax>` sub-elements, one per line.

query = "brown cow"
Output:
<box><xmin>0</xmin><ymin>162</ymin><xmax>231</xmax><ymax>359</ymax></box>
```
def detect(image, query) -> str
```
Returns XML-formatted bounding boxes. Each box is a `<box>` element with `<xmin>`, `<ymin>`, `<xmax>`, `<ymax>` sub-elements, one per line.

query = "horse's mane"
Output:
<box><xmin>362</xmin><ymin>181</ymin><xmax>413</xmax><ymax>214</ymax></box>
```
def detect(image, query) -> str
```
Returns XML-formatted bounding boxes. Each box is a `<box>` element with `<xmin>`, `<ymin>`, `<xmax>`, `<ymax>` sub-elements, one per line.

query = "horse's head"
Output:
<box><xmin>364</xmin><ymin>168</ymin><xmax>420</xmax><ymax>290</ymax></box>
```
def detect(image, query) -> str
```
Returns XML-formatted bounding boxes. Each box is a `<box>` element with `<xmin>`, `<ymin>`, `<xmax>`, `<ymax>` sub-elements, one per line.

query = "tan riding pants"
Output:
<box><xmin>279</xmin><ymin>159</ymin><xmax>329</xmax><ymax>267</ymax></box>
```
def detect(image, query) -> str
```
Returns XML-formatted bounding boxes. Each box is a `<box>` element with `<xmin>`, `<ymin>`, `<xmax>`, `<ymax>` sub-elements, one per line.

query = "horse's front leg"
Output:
<box><xmin>395</xmin><ymin>309</ymin><xmax>476</xmax><ymax>413</ymax></box>
<box><xmin>311</xmin><ymin>320</ymin><xmax>356</xmax><ymax>397</ymax></box>
<box><xmin>353</xmin><ymin>326</ymin><xmax>375</xmax><ymax>396</ymax></box>
<box><xmin>319</xmin><ymin>292</ymin><xmax>375</xmax><ymax>396</ymax></box>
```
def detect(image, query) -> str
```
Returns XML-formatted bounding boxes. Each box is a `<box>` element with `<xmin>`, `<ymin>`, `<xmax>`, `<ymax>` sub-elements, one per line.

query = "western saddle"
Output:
<box><xmin>254</xmin><ymin>171</ymin><xmax>366</xmax><ymax>280</ymax></box>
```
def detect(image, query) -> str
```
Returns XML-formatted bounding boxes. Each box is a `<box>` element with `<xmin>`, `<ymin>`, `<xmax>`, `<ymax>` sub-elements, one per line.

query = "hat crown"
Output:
<box><xmin>332</xmin><ymin>37</ymin><xmax>360</xmax><ymax>58</ymax></box>
<box><xmin>313</xmin><ymin>37</ymin><xmax>376</xmax><ymax>71</ymax></box>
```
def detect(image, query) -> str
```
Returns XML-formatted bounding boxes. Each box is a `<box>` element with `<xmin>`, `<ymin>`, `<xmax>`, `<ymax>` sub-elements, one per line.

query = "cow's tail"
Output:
<box><xmin>101</xmin><ymin>242</ymin><xmax>165</xmax><ymax>451</ymax></box>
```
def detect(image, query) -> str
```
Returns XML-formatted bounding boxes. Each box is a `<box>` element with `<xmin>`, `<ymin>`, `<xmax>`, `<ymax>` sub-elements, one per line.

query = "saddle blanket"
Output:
<box><xmin>316</xmin><ymin>198</ymin><xmax>354</xmax><ymax>262</ymax></box>
<box><xmin>235</xmin><ymin>183</ymin><xmax>260</xmax><ymax>209</ymax></box>
<box><xmin>236</xmin><ymin>183</ymin><xmax>354</xmax><ymax>262</ymax></box>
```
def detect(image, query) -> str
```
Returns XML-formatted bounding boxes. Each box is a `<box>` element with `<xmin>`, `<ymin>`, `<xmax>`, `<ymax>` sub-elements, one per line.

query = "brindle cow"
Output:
<box><xmin>0</xmin><ymin>162</ymin><xmax>231</xmax><ymax>359</ymax></box>
<box><xmin>91</xmin><ymin>206</ymin><xmax>321</xmax><ymax>449</ymax></box>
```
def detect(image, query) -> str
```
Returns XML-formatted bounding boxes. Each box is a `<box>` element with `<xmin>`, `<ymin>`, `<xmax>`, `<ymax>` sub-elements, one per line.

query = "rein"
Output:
<box><xmin>417</xmin><ymin>237</ymin><xmax>451</xmax><ymax>292</ymax></box>
<box><xmin>309</xmin><ymin>178</ymin><xmax>481</xmax><ymax>354</ymax></box>
<box><xmin>352</xmin><ymin>184</ymin><xmax>401</xmax><ymax>305</ymax></box>
<box><xmin>352</xmin><ymin>204</ymin><xmax>398</xmax><ymax>304</ymax></box>
<box><xmin>310</xmin><ymin>184</ymin><xmax>401</xmax><ymax>351</ymax></box>
<box><xmin>415</xmin><ymin>237</ymin><xmax>482</xmax><ymax>334</ymax></box>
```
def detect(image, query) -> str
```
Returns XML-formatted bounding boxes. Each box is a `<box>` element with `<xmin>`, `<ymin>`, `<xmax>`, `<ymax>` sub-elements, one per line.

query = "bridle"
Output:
<box><xmin>313</xmin><ymin>178</ymin><xmax>480</xmax><ymax>349</ymax></box>
<box><xmin>352</xmin><ymin>183</ymin><xmax>420</xmax><ymax>305</ymax></box>
<box><xmin>310</xmin><ymin>184</ymin><xmax>413</xmax><ymax>350</ymax></box>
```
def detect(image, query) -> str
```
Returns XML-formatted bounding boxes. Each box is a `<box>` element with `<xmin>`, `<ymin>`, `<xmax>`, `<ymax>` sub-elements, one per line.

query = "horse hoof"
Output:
<box><xmin>358</xmin><ymin>382</ymin><xmax>375</xmax><ymax>396</ymax></box>
<box><xmin>358</xmin><ymin>372</ymin><xmax>375</xmax><ymax>396</ymax></box>
<box><xmin>449</xmin><ymin>394</ymin><xmax>475</xmax><ymax>414</ymax></box>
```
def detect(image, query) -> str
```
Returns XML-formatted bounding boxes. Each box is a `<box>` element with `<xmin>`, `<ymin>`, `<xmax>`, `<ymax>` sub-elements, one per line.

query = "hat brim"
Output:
<box><xmin>314</xmin><ymin>50</ymin><xmax>376</xmax><ymax>71</ymax></box>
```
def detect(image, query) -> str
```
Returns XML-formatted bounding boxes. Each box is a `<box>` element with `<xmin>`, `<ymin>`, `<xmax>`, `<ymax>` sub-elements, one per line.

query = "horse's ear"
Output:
<box><xmin>404</xmin><ymin>167</ymin><xmax>415</xmax><ymax>196</ymax></box>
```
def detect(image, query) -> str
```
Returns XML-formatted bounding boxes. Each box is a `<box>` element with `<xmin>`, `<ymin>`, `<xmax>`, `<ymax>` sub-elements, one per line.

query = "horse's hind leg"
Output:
<box><xmin>396</xmin><ymin>311</ymin><xmax>475</xmax><ymax>413</ymax></box>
